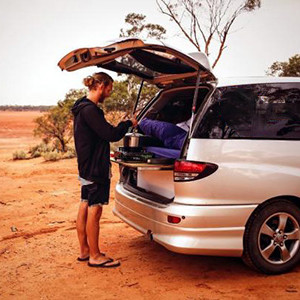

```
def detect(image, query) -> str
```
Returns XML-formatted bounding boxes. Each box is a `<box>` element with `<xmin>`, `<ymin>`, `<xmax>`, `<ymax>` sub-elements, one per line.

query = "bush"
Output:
<box><xmin>30</xmin><ymin>150</ymin><xmax>42</xmax><ymax>158</ymax></box>
<box><xmin>28</xmin><ymin>143</ymin><xmax>54</xmax><ymax>159</ymax></box>
<box><xmin>62</xmin><ymin>148</ymin><xmax>77</xmax><ymax>159</ymax></box>
<box><xmin>29</xmin><ymin>143</ymin><xmax>52</xmax><ymax>154</ymax></box>
<box><xmin>42</xmin><ymin>151</ymin><xmax>61</xmax><ymax>162</ymax></box>
<box><xmin>13</xmin><ymin>151</ymin><xmax>28</xmax><ymax>160</ymax></box>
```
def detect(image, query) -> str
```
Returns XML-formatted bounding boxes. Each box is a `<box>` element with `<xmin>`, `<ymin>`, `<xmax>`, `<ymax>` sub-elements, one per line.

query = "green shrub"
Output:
<box><xmin>28</xmin><ymin>143</ymin><xmax>54</xmax><ymax>159</ymax></box>
<box><xmin>63</xmin><ymin>148</ymin><xmax>77</xmax><ymax>159</ymax></box>
<box><xmin>31</xmin><ymin>151</ymin><xmax>42</xmax><ymax>158</ymax></box>
<box><xmin>28</xmin><ymin>144</ymin><xmax>40</xmax><ymax>154</ymax></box>
<box><xmin>13</xmin><ymin>151</ymin><xmax>28</xmax><ymax>160</ymax></box>
<box><xmin>42</xmin><ymin>151</ymin><xmax>61</xmax><ymax>162</ymax></box>
<box><xmin>29</xmin><ymin>143</ymin><xmax>52</xmax><ymax>155</ymax></box>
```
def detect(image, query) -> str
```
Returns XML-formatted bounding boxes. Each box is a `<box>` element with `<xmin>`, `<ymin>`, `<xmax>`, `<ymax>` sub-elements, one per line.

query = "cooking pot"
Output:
<box><xmin>123</xmin><ymin>132</ymin><xmax>147</xmax><ymax>148</ymax></box>
<box><xmin>123</xmin><ymin>132</ymin><xmax>164</xmax><ymax>148</ymax></box>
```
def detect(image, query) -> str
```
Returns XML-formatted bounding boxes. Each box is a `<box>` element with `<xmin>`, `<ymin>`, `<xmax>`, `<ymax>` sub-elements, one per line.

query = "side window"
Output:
<box><xmin>253</xmin><ymin>83</ymin><xmax>300</xmax><ymax>139</ymax></box>
<box><xmin>194</xmin><ymin>86</ymin><xmax>256</xmax><ymax>139</ymax></box>
<box><xmin>194</xmin><ymin>83</ymin><xmax>300</xmax><ymax>140</ymax></box>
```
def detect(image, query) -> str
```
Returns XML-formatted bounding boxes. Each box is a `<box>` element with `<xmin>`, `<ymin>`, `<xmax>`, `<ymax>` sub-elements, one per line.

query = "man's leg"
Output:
<box><xmin>86</xmin><ymin>205</ymin><xmax>107</xmax><ymax>263</ymax></box>
<box><xmin>76</xmin><ymin>201</ymin><xmax>89</xmax><ymax>259</ymax></box>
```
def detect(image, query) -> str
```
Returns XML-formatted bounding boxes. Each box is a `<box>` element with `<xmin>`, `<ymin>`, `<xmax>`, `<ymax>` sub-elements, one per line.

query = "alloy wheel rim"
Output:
<box><xmin>258</xmin><ymin>212</ymin><xmax>300</xmax><ymax>264</ymax></box>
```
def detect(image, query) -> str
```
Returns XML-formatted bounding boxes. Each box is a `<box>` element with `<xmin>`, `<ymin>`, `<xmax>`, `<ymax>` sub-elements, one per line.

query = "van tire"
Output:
<box><xmin>242</xmin><ymin>199</ymin><xmax>300</xmax><ymax>274</ymax></box>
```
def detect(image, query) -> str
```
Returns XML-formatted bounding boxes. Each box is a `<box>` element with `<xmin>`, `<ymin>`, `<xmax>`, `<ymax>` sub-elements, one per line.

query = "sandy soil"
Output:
<box><xmin>0</xmin><ymin>111</ymin><xmax>299</xmax><ymax>300</ymax></box>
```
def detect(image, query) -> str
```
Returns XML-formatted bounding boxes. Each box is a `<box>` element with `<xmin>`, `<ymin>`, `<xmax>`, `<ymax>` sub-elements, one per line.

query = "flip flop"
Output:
<box><xmin>88</xmin><ymin>259</ymin><xmax>121</xmax><ymax>268</ymax></box>
<box><xmin>77</xmin><ymin>252</ymin><xmax>106</xmax><ymax>262</ymax></box>
<box><xmin>77</xmin><ymin>256</ymin><xmax>89</xmax><ymax>262</ymax></box>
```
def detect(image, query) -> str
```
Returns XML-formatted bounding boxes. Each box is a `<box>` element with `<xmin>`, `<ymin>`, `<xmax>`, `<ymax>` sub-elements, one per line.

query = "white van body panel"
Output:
<box><xmin>173</xmin><ymin>139</ymin><xmax>300</xmax><ymax>205</ymax></box>
<box><xmin>114</xmin><ymin>183</ymin><xmax>256</xmax><ymax>257</ymax></box>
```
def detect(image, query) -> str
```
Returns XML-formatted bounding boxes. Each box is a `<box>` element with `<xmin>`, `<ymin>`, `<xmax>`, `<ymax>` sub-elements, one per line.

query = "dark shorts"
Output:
<box><xmin>81</xmin><ymin>182</ymin><xmax>110</xmax><ymax>207</ymax></box>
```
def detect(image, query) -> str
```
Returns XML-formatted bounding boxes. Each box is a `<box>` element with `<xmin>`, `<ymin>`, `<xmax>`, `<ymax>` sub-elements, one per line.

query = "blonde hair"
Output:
<box><xmin>83</xmin><ymin>72</ymin><xmax>114</xmax><ymax>90</ymax></box>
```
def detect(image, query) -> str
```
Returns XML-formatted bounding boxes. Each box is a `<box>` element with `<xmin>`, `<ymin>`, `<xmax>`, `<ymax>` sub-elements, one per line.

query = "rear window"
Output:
<box><xmin>193</xmin><ymin>83</ymin><xmax>300</xmax><ymax>140</ymax></box>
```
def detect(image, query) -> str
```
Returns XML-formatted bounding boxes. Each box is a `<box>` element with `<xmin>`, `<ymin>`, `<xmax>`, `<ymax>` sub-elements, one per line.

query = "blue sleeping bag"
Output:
<box><xmin>139</xmin><ymin>118</ymin><xmax>187</xmax><ymax>150</ymax></box>
<box><xmin>146</xmin><ymin>147</ymin><xmax>181</xmax><ymax>159</ymax></box>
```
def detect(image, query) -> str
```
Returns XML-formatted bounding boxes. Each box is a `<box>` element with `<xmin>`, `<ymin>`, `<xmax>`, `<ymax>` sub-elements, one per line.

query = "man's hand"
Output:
<box><xmin>122</xmin><ymin>111</ymin><xmax>138</xmax><ymax>127</ymax></box>
<box><xmin>130</xmin><ymin>116</ymin><xmax>138</xmax><ymax>128</ymax></box>
<box><xmin>130</xmin><ymin>111</ymin><xmax>139</xmax><ymax>127</ymax></box>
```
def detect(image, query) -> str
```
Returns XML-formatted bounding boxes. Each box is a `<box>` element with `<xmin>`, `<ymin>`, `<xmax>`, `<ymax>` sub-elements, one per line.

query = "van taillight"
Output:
<box><xmin>174</xmin><ymin>160</ymin><xmax>218</xmax><ymax>182</ymax></box>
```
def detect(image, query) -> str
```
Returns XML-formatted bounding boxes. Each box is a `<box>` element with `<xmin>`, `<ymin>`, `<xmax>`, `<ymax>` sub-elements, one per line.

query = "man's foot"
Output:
<box><xmin>89</xmin><ymin>253</ymin><xmax>112</xmax><ymax>264</ymax></box>
<box><xmin>77</xmin><ymin>252</ymin><xmax>106</xmax><ymax>262</ymax></box>
<box><xmin>88</xmin><ymin>259</ymin><xmax>120</xmax><ymax>268</ymax></box>
<box><xmin>88</xmin><ymin>253</ymin><xmax>120</xmax><ymax>268</ymax></box>
<box><xmin>77</xmin><ymin>245</ymin><xmax>90</xmax><ymax>262</ymax></box>
<box><xmin>77</xmin><ymin>256</ymin><xmax>89</xmax><ymax>262</ymax></box>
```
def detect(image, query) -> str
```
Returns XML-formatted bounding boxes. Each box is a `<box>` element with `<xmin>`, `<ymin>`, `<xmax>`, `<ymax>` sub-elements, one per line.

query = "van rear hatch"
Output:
<box><xmin>58</xmin><ymin>38</ymin><xmax>216</xmax><ymax>88</ymax></box>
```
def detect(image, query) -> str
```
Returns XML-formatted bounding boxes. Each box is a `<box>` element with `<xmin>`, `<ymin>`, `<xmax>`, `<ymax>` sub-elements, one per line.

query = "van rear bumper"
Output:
<box><xmin>114</xmin><ymin>183</ymin><xmax>257</xmax><ymax>257</ymax></box>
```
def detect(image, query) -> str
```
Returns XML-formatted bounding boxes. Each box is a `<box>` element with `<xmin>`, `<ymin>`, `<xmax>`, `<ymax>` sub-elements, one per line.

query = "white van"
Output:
<box><xmin>59</xmin><ymin>38</ymin><xmax>300</xmax><ymax>274</ymax></box>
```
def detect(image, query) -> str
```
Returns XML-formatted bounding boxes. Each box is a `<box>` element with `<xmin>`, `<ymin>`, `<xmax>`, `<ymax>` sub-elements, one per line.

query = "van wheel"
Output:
<box><xmin>243</xmin><ymin>199</ymin><xmax>300</xmax><ymax>274</ymax></box>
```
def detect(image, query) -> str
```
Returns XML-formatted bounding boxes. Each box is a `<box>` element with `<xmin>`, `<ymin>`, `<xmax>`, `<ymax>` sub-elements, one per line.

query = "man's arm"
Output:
<box><xmin>82</xmin><ymin>105</ymin><xmax>132</xmax><ymax>142</ymax></box>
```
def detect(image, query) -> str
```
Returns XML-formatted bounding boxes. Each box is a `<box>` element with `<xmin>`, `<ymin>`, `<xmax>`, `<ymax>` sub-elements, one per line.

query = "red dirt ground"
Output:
<box><xmin>0</xmin><ymin>111</ymin><xmax>299</xmax><ymax>299</ymax></box>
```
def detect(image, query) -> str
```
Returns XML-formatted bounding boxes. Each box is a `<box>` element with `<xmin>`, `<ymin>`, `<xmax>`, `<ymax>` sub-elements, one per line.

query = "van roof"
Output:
<box><xmin>217</xmin><ymin>76</ymin><xmax>300</xmax><ymax>88</ymax></box>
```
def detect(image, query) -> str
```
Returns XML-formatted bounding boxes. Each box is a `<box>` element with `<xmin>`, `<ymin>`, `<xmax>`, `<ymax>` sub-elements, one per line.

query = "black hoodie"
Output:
<box><xmin>72</xmin><ymin>97</ymin><xmax>132</xmax><ymax>184</ymax></box>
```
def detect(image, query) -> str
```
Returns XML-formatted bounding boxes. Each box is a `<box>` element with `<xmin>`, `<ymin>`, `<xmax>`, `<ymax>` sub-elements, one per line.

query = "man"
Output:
<box><xmin>72</xmin><ymin>72</ymin><xmax>137</xmax><ymax>268</ymax></box>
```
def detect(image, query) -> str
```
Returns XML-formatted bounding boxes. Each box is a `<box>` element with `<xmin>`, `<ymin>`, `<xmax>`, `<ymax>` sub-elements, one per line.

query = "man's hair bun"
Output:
<box><xmin>83</xmin><ymin>76</ymin><xmax>96</xmax><ymax>88</ymax></box>
<box><xmin>82</xmin><ymin>72</ymin><xmax>113</xmax><ymax>91</ymax></box>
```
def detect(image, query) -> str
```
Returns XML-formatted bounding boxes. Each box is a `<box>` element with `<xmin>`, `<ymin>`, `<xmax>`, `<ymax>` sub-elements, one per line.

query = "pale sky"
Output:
<box><xmin>0</xmin><ymin>0</ymin><xmax>299</xmax><ymax>105</ymax></box>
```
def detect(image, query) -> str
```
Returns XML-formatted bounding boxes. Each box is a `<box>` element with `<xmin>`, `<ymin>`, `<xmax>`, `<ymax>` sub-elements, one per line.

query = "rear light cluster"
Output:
<box><xmin>174</xmin><ymin>160</ymin><xmax>218</xmax><ymax>182</ymax></box>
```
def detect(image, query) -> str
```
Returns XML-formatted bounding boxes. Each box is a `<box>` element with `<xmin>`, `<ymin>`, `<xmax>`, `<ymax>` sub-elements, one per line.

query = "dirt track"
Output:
<box><xmin>0</xmin><ymin>111</ymin><xmax>299</xmax><ymax>299</ymax></box>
